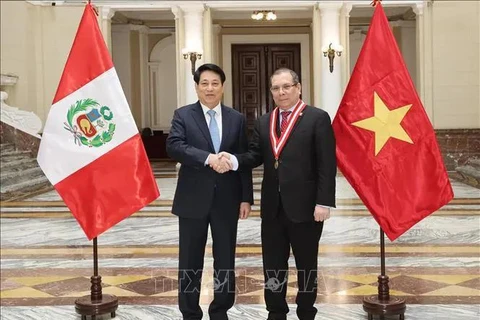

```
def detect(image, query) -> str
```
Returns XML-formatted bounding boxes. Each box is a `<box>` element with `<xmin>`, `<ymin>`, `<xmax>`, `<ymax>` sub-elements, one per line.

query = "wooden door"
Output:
<box><xmin>232</xmin><ymin>43</ymin><xmax>301</xmax><ymax>136</ymax></box>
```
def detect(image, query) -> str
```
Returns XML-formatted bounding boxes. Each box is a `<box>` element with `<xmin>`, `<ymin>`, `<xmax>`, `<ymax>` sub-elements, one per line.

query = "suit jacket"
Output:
<box><xmin>166</xmin><ymin>102</ymin><xmax>253</xmax><ymax>219</ymax></box>
<box><xmin>237</xmin><ymin>105</ymin><xmax>336</xmax><ymax>222</ymax></box>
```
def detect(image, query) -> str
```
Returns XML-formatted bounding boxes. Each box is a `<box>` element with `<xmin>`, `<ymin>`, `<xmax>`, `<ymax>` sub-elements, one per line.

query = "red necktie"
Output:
<box><xmin>280</xmin><ymin>111</ymin><xmax>292</xmax><ymax>133</ymax></box>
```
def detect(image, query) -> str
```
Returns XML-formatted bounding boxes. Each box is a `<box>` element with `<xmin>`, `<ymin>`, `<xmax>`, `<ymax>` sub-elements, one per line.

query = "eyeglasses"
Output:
<box><xmin>270</xmin><ymin>83</ymin><xmax>298</xmax><ymax>93</ymax></box>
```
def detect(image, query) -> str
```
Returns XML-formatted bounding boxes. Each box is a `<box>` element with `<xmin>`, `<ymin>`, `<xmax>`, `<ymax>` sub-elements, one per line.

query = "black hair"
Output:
<box><xmin>193</xmin><ymin>63</ymin><xmax>226</xmax><ymax>84</ymax></box>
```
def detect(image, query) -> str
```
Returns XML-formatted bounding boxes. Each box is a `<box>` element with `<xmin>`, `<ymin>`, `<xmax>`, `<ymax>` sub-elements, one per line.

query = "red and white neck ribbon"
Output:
<box><xmin>269</xmin><ymin>99</ymin><xmax>307</xmax><ymax>160</ymax></box>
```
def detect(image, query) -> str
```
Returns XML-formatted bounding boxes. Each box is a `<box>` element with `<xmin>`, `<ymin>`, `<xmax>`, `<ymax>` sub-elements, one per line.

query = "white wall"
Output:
<box><xmin>111</xmin><ymin>25</ymin><xmax>132</xmax><ymax>107</ymax></box>
<box><xmin>431</xmin><ymin>1</ymin><xmax>480</xmax><ymax>128</ymax></box>
<box><xmin>398</xmin><ymin>21</ymin><xmax>417</xmax><ymax>89</ymax></box>
<box><xmin>349</xmin><ymin>23</ymin><xmax>416</xmax><ymax>87</ymax></box>
<box><xmin>1</xmin><ymin>2</ymin><xmax>83</xmax><ymax>124</ymax></box>
<box><xmin>149</xmin><ymin>35</ymin><xmax>177</xmax><ymax>131</ymax></box>
<box><xmin>1</xmin><ymin>1</ymin><xmax>38</xmax><ymax>115</ymax></box>
<box><xmin>1</xmin><ymin>3</ymin><xmax>134</xmax><ymax>130</ymax></box>
<box><xmin>349</xmin><ymin>28</ymin><xmax>367</xmax><ymax>75</ymax></box>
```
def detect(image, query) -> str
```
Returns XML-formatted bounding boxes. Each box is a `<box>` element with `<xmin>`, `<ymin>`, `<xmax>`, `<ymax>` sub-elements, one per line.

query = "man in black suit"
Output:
<box><xmin>219</xmin><ymin>68</ymin><xmax>336</xmax><ymax>320</ymax></box>
<box><xmin>166</xmin><ymin>63</ymin><xmax>253</xmax><ymax>320</ymax></box>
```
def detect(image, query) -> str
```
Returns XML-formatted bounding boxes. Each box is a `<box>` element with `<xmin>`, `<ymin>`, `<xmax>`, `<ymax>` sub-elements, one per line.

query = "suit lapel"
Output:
<box><xmin>220</xmin><ymin>105</ymin><xmax>232</xmax><ymax>151</ymax></box>
<box><xmin>289</xmin><ymin>106</ymin><xmax>307</xmax><ymax>137</ymax></box>
<box><xmin>271</xmin><ymin>105</ymin><xmax>308</xmax><ymax>154</ymax></box>
<box><xmin>191</xmin><ymin>102</ymin><xmax>215</xmax><ymax>152</ymax></box>
<box><xmin>274</xmin><ymin>105</ymin><xmax>308</xmax><ymax>139</ymax></box>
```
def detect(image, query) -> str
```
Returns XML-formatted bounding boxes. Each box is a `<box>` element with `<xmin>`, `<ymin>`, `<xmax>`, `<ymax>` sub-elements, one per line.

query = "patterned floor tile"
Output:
<box><xmin>236</xmin><ymin>275</ymin><xmax>264</xmax><ymax>295</ymax></box>
<box><xmin>101</xmin><ymin>275</ymin><xmax>151</xmax><ymax>286</ymax></box>
<box><xmin>32</xmin><ymin>277</ymin><xmax>106</xmax><ymax>297</ymax></box>
<box><xmin>0</xmin><ymin>279</ymin><xmax>23</xmax><ymax>291</ymax></box>
<box><xmin>0</xmin><ymin>287</ymin><xmax>54</xmax><ymax>298</ymax></box>
<box><xmin>102</xmin><ymin>286</ymin><xmax>143</xmax><ymax>297</ymax></box>
<box><xmin>408</xmin><ymin>275</ymin><xmax>480</xmax><ymax>285</ymax></box>
<box><xmin>422</xmin><ymin>285</ymin><xmax>480</xmax><ymax>296</ymax></box>
<box><xmin>323</xmin><ymin>276</ymin><xmax>364</xmax><ymax>294</ymax></box>
<box><xmin>333</xmin><ymin>284</ymin><xmax>411</xmax><ymax>296</ymax></box>
<box><xmin>10</xmin><ymin>276</ymin><xmax>76</xmax><ymax>287</ymax></box>
<box><xmin>456</xmin><ymin>277</ymin><xmax>480</xmax><ymax>290</ymax></box>
<box><xmin>329</xmin><ymin>274</ymin><xmax>390</xmax><ymax>285</ymax></box>
<box><xmin>118</xmin><ymin>276</ymin><xmax>177</xmax><ymax>296</ymax></box>
<box><xmin>382</xmin><ymin>275</ymin><xmax>450</xmax><ymax>295</ymax></box>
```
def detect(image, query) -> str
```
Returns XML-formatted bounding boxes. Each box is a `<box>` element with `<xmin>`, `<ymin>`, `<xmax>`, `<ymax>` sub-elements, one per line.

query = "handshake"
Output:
<box><xmin>208</xmin><ymin>152</ymin><xmax>233</xmax><ymax>174</ymax></box>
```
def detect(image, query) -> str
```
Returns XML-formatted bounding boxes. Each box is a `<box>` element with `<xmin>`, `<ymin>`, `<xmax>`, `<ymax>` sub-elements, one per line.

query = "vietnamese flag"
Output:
<box><xmin>332</xmin><ymin>3</ymin><xmax>453</xmax><ymax>241</ymax></box>
<box><xmin>37</xmin><ymin>3</ymin><xmax>159</xmax><ymax>240</ymax></box>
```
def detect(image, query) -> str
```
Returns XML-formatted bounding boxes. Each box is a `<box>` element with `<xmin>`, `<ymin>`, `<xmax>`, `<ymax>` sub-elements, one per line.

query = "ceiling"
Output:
<box><xmin>113</xmin><ymin>6</ymin><xmax>415</xmax><ymax>27</ymax></box>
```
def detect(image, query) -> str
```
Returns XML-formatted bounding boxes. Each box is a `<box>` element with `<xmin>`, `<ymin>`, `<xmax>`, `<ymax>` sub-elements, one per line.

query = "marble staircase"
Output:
<box><xmin>455</xmin><ymin>158</ymin><xmax>480</xmax><ymax>189</ymax></box>
<box><xmin>0</xmin><ymin>143</ymin><xmax>51</xmax><ymax>201</ymax></box>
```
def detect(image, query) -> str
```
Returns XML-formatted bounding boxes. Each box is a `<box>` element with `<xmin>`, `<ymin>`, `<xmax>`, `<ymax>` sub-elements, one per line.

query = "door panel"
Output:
<box><xmin>232</xmin><ymin>44</ymin><xmax>301</xmax><ymax>137</ymax></box>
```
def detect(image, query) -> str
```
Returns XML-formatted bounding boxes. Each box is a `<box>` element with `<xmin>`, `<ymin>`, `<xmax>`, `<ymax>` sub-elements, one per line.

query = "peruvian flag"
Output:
<box><xmin>37</xmin><ymin>3</ymin><xmax>159</xmax><ymax>240</ymax></box>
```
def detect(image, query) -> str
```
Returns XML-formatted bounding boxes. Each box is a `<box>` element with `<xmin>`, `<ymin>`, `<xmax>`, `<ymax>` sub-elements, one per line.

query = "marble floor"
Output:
<box><xmin>1</xmin><ymin>161</ymin><xmax>479</xmax><ymax>320</ymax></box>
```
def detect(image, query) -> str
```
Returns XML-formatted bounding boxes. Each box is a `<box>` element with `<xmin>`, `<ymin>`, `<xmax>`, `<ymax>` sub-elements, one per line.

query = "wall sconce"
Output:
<box><xmin>182</xmin><ymin>48</ymin><xmax>203</xmax><ymax>75</ymax></box>
<box><xmin>322</xmin><ymin>43</ymin><xmax>343</xmax><ymax>73</ymax></box>
<box><xmin>251</xmin><ymin>10</ymin><xmax>276</xmax><ymax>21</ymax></box>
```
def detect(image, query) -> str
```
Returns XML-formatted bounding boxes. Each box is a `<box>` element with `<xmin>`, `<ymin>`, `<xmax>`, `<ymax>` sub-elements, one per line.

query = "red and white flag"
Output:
<box><xmin>37</xmin><ymin>3</ymin><xmax>159</xmax><ymax>240</ymax></box>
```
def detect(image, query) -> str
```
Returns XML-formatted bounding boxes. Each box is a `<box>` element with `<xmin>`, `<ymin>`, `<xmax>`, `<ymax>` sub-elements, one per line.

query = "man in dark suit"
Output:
<box><xmin>218</xmin><ymin>68</ymin><xmax>336</xmax><ymax>320</ymax></box>
<box><xmin>166</xmin><ymin>63</ymin><xmax>253</xmax><ymax>320</ymax></box>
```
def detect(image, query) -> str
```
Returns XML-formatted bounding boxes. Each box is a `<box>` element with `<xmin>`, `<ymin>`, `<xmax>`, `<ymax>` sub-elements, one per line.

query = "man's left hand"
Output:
<box><xmin>314</xmin><ymin>206</ymin><xmax>330</xmax><ymax>222</ymax></box>
<box><xmin>239</xmin><ymin>202</ymin><xmax>251</xmax><ymax>219</ymax></box>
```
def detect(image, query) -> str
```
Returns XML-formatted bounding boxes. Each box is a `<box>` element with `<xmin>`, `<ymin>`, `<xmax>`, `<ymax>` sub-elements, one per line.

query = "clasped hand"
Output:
<box><xmin>208</xmin><ymin>152</ymin><xmax>232</xmax><ymax>174</ymax></box>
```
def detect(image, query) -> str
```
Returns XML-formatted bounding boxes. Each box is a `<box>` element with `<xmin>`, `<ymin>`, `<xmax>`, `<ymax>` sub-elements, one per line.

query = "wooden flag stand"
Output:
<box><xmin>75</xmin><ymin>238</ymin><xmax>118</xmax><ymax>320</ymax></box>
<box><xmin>363</xmin><ymin>229</ymin><xmax>406</xmax><ymax>320</ymax></box>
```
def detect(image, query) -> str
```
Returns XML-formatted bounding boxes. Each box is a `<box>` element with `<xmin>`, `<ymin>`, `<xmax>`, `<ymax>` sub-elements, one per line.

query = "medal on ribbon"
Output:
<box><xmin>269</xmin><ymin>100</ymin><xmax>306</xmax><ymax>169</ymax></box>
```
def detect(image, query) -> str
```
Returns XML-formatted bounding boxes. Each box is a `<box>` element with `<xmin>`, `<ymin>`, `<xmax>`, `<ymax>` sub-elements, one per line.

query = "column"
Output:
<box><xmin>318</xmin><ymin>3</ymin><xmax>343</xmax><ymax>121</ymax></box>
<box><xmin>203</xmin><ymin>6</ymin><xmax>213</xmax><ymax>63</ymax></box>
<box><xmin>413</xmin><ymin>2</ymin><xmax>433</xmax><ymax>120</ymax></box>
<box><xmin>212</xmin><ymin>24</ymin><xmax>222</xmax><ymax>65</ymax></box>
<box><xmin>99</xmin><ymin>7</ymin><xmax>115</xmax><ymax>53</ymax></box>
<box><xmin>312</xmin><ymin>4</ymin><xmax>322</xmax><ymax>108</ymax></box>
<box><xmin>172</xmin><ymin>6</ymin><xmax>185</xmax><ymax>108</ymax></box>
<box><xmin>138</xmin><ymin>26</ymin><xmax>150</xmax><ymax>129</ymax></box>
<box><xmin>340</xmin><ymin>3</ymin><xmax>353</xmax><ymax>92</ymax></box>
<box><xmin>183</xmin><ymin>5</ymin><xmax>205</xmax><ymax>105</ymax></box>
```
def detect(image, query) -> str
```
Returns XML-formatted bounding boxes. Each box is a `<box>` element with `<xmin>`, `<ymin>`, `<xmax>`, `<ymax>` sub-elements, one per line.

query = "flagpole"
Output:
<box><xmin>75</xmin><ymin>237</ymin><xmax>118</xmax><ymax>320</ymax></box>
<box><xmin>362</xmin><ymin>228</ymin><xmax>406</xmax><ymax>320</ymax></box>
<box><xmin>93</xmin><ymin>237</ymin><xmax>98</xmax><ymax>276</ymax></box>
<box><xmin>380</xmin><ymin>229</ymin><xmax>385</xmax><ymax>276</ymax></box>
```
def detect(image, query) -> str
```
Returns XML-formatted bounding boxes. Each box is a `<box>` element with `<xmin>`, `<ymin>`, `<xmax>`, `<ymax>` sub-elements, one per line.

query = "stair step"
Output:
<box><xmin>0</xmin><ymin>175</ymin><xmax>51</xmax><ymax>194</ymax></box>
<box><xmin>0</xmin><ymin>157</ymin><xmax>38</xmax><ymax>170</ymax></box>
<box><xmin>456</xmin><ymin>165</ymin><xmax>480</xmax><ymax>180</ymax></box>
<box><xmin>0</xmin><ymin>143</ymin><xmax>15</xmax><ymax>153</ymax></box>
<box><xmin>0</xmin><ymin>153</ymin><xmax>34</xmax><ymax>162</ymax></box>
<box><xmin>0</xmin><ymin>150</ymin><xmax>31</xmax><ymax>157</ymax></box>
<box><xmin>466</xmin><ymin>158</ymin><xmax>480</xmax><ymax>169</ymax></box>
<box><xmin>1</xmin><ymin>166</ymin><xmax>44</xmax><ymax>181</ymax></box>
<box><xmin>0</xmin><ymin>143</ymin><xmax>14</xmax><ymax>148</ymax></box>
<box><xmin>1</xmin><ymin>167</ymin><xmax>46</xmax><ymax>188</ymax></box>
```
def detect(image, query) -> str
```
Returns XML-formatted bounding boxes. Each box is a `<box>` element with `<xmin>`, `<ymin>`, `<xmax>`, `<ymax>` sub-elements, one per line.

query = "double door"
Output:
<box><xmin>232</xmin><ymin>43</ymin><xmax>301</xmax><ymax>136</ymax></box>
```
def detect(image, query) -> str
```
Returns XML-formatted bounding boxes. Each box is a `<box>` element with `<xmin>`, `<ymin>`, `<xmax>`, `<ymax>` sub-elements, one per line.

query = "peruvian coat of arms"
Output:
<box><xmin>64</xmin><ymin>98</ymin><xmax>116</xmax><ymax>147</ymax></box>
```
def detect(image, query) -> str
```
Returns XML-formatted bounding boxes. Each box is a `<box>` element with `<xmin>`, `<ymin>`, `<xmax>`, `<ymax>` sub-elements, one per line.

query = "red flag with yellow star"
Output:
<box><xmin>332</xmin><ymin>3</ymin><xmax>453</xmax><ymax>241</ymax></box>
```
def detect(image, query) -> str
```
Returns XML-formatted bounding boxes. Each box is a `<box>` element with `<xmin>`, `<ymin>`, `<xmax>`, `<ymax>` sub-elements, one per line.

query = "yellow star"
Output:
<box><xmin>352</xmin><ymin>92</ymin><xmax>413</xmax><ymax>156</ymax></box>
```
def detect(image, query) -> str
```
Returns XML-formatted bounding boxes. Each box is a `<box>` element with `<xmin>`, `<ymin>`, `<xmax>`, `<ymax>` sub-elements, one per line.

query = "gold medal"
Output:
<box><xmin>274</xmin><ymin>160</ymin><xmax>279</xmax><ymax>169</ymax></box>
